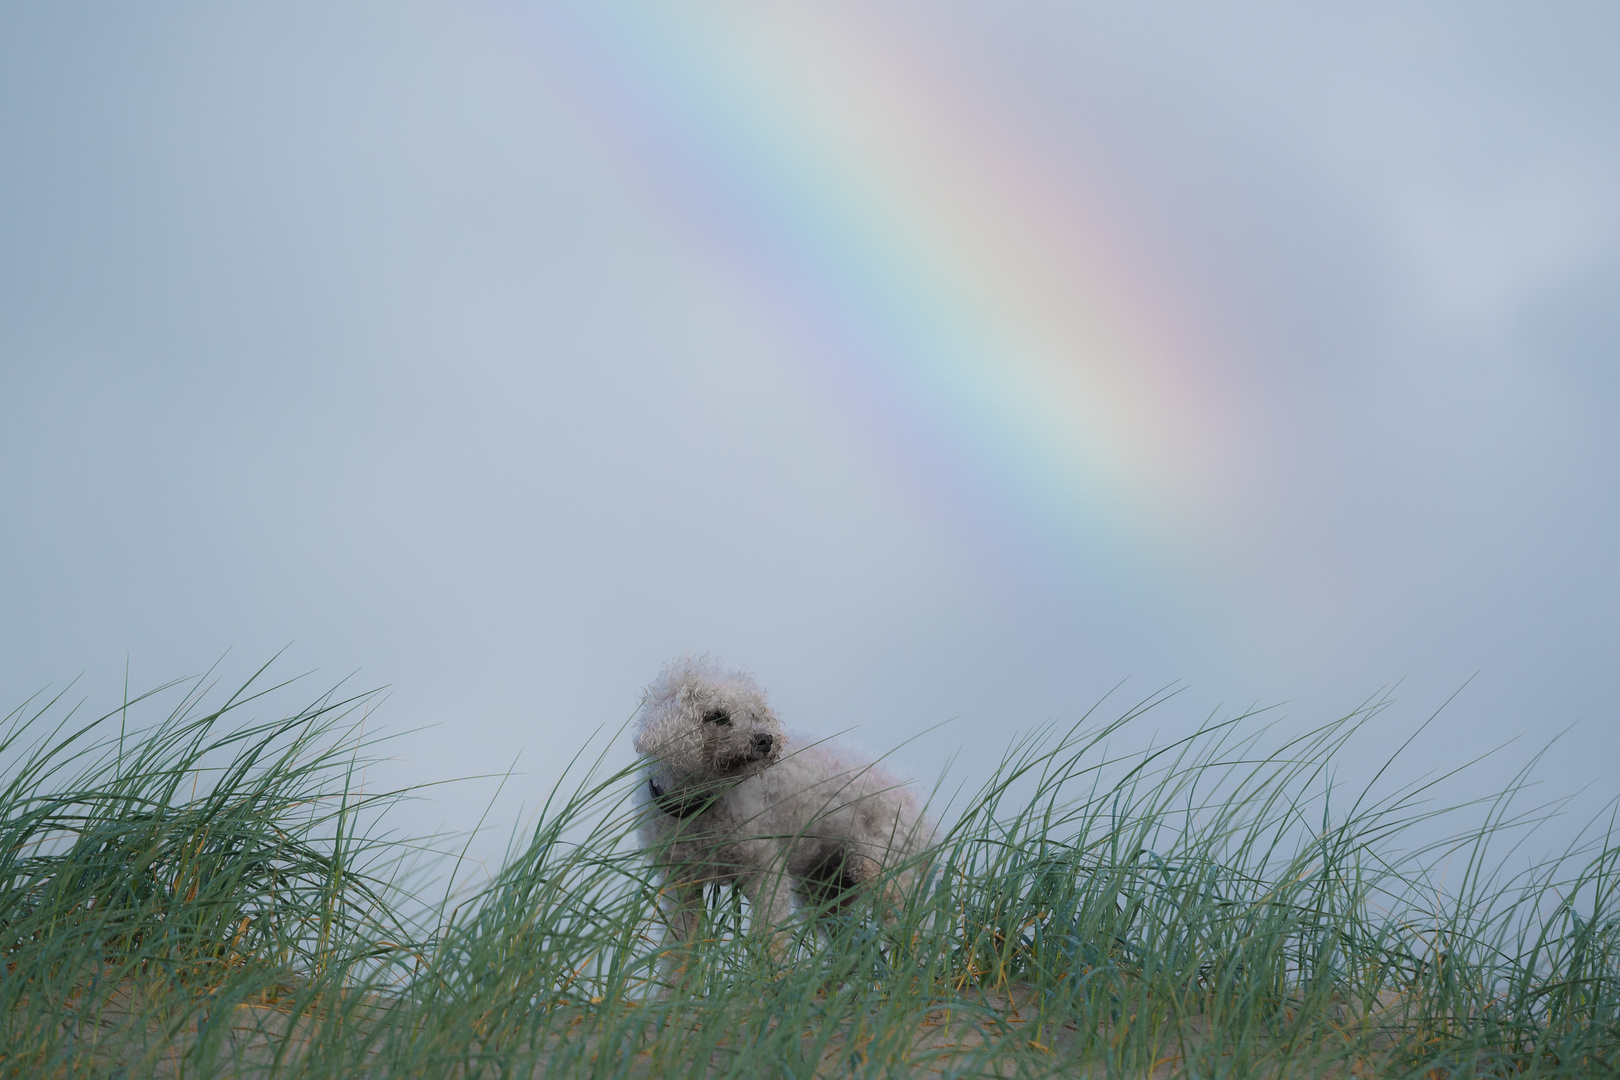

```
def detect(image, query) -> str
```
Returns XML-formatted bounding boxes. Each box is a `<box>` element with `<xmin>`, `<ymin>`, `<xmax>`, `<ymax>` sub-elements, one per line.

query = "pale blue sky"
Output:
<box><xmin>2</xmin><ymin>3</ymin><xmax>1615</xmax><ymax>864</ymax></box>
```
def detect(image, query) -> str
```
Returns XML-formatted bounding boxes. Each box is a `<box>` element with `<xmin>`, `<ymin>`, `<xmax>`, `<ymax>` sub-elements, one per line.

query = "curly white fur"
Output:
<box><xmin>633</xmin><ymin>656</ymin><xmax>933</xmax><ymax>954</ymax></box>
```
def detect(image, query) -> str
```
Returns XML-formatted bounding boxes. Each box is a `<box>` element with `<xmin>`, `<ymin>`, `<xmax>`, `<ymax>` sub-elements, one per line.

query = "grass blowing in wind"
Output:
<box><xmin>1</xmin><ymin>663</ymin><xmax>1616</xmax><ymax>1078</ymax></box>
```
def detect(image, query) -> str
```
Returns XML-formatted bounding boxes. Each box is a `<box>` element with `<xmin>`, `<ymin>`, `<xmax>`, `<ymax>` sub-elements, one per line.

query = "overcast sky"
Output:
<box><xmin>2</xmin><ymin>3</ymin><xmax>1616</xmax><ymax>866</ymax></box>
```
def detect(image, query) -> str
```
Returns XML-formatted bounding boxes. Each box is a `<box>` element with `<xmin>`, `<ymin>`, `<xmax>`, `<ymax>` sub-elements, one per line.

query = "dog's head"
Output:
<box><xmin>634</xmin><ymin>656</ymin><xmax>785</xmax><ymax>817</ymax></box>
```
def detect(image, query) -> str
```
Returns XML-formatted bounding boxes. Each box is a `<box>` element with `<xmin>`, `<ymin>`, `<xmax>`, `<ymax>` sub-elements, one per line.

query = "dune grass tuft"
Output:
<box><xmin>1</xmin><ymin>668</ymin><xmax>1615</xmax><ymax>1078</ymax></box>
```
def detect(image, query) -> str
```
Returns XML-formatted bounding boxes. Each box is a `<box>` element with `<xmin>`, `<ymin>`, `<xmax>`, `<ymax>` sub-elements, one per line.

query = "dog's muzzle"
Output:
<box><xmin>716</xmin><ymin>731</ymin><xmax>776</xmax><ymax>773</ymax></box>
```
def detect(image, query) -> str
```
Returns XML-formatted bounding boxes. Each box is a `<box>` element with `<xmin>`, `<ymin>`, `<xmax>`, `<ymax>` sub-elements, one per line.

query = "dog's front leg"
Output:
<box><xmin>656</xmin><ymin>880</ymin><xmax>707</xmax><ymax>993</ymax></box>
<box><xmin>663</xmin><ymin>880</ymin><xmax>706</xmax><ymax>944</ymax></box>
<box><xmin>742</xmin><ymin>870</ymin><xmax>797</xmax><ymax>962</ymax></box>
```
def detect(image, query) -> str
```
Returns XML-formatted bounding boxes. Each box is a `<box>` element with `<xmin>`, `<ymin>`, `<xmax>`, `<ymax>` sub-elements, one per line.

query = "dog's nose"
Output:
<box><xmin>648</xmin><ymin>777</ymin><xmax>665</xmax><ymax>800</ymax></box>
<box><xmin>752</xmin><ymin>732</ymin><xmax>774</xmax><ymax>755</ymax></box>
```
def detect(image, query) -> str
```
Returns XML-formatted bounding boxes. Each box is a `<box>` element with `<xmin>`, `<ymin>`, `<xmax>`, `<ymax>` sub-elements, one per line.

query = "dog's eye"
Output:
<box><xmin>702</xmin><ymin>708</ymin><xmax>732</xmax><ymax>726</ymax></box>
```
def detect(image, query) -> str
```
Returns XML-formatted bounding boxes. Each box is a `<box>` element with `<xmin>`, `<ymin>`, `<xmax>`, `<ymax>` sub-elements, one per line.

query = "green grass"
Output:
<box><xmin>1</xmin><ymin>666</ymin><xmax>1616</xmax><ymax>1078</ymax></box>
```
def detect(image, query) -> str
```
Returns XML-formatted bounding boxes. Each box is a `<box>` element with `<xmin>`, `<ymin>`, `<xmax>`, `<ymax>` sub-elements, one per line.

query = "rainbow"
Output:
<box><xmin>487</xmin><ymin>4</ymin><xmax>1233</xmax><ymax>579</ymax></box>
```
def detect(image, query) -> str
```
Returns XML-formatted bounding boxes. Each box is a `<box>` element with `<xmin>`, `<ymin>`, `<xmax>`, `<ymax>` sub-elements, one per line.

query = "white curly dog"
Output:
<box><xmin>634</xmin><ymin>657</ymin><xmax>933</xmax><ymax>956</ymax></box>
